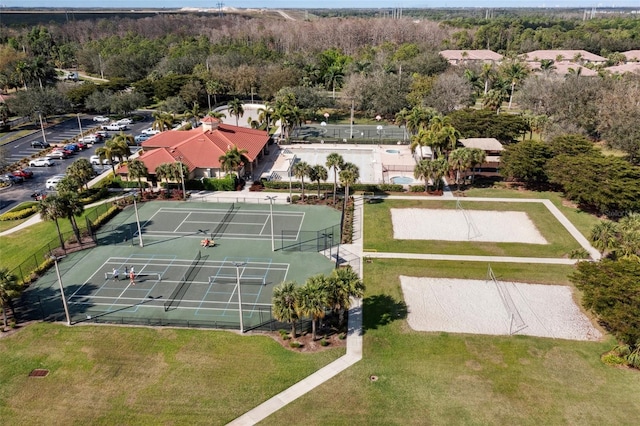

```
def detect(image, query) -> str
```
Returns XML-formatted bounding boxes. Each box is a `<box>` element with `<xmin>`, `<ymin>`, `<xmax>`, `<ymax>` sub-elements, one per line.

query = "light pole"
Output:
<box><xmin>234</xmin><ymin>262</ymin><xmax>247</xmax><ymax>332</ymax></box>
<box><xmin>37</xmin><ymin>111</ymin><xmax>48</xmax><ymax>145</ymax></box>
<box><xmin>132</xmin><ymin>194</ymin><xmax>144</xmax><ymax>247</ymax></box>
<box><xmin>77</xmin><ymin>113</ymin><xmax>84</xmax><ymax>137</ymax></box>
<box><xmin>51</xmin><ymin>255</ymin><xmax>71</xmax><ymax>325</ymax></box>
<box><xmin>265</xmin><ymin>195</ymin><xmax>277</xmax><ymax>251</ymax></box>
<box><xmin>177</xmin><ymin>157</ymin><xmax>186</xmax><ymax>200</ymax></box>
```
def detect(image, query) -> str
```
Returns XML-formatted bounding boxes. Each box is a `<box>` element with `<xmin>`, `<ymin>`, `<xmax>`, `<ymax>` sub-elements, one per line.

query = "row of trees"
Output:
<box><xmin>272</xmin><ymin>266</ymin><xmax>364</xmax><ymax>340</ymax></box>
<box><xmin>501</xmin><ymin>134</ymin><xmax>640</xmax><ymax>217</ymax></box>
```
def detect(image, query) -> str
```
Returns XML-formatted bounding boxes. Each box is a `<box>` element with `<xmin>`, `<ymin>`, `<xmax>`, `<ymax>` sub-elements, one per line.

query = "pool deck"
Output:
<box><xmin>256</xmin><ymin>143</ymin><xmax>417</xmax><ymax>184</ymax></box>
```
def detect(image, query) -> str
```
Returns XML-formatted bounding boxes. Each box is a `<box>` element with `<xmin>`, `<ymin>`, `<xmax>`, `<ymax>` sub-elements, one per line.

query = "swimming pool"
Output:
<box><xmin>386</xmin><ymin>149</ymin><xmax>400</xmax><ymax>154</ymax></box>
<box><xmin>390</xmin><ymin>176</ymin><xmax>415</xmax><ymax>184</ymax></box>
<box><xmin>284</xmin><ymin>146</ymin><xmax>378</xmax><ymax>183</ymax></box>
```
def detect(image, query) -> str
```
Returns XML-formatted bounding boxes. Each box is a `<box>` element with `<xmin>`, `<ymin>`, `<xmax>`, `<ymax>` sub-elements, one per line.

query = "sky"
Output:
<box><xmin>3</xmin><ymin>1</ymin><xmax>640</xmax><ymax>9</ymax></box>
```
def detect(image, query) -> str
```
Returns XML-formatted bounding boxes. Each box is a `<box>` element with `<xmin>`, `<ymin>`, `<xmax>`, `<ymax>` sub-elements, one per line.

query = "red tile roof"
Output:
<box><xmin>138</xmin><ymin>124</ymin><xmax>270</xmax><ymax>172</ymax></box>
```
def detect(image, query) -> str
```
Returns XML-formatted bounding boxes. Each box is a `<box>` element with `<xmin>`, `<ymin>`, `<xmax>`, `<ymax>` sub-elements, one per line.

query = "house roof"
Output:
<box><xmin>605</xmin><ymin>63</ymin><xmax>640</xmax><ymax>75</ymax></box>
<box><xmin>139</xmin><ymin>123</ymin><xmax>270</xmax><ymax>170</ymax></box>
<box><xmin>459</xmin><ymin>138</ymin><xmax>504</xmax><ymax>151</ymax></box>
<box><xmin>621</xmin><ymin>50</ymin><xmax>640</xmax><ymax>61</ymax></box>
<box><xmin>524</xmin><ymin>50</ymin><xmax>606</xmax><ymax>63</ymax></box>
<box><xmin>117</xmin><ymin>147</ymin><xmax>181</xmax><ymax>176</ymax></box>
<box><xmin>439</xmin><ymin>50</ymin><xmax>503</xmax><ymax>62</ymax></box>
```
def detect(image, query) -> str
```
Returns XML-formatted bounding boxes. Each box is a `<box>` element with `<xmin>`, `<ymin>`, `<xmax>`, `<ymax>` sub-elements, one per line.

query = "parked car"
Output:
<box><xmin>101</xmin><ymin>123</ymin><xmax>127</xmax><ymax>131</ymax></box>
<box><xmin>46</xmin><ymin>150</ymin><xmax>68</xmax><ymax>160</ymax></box>
<box><xmin>79</xmin><ymin>134</ymin><xmax>99</xmax><ymax>144</ymax></box>
<box><xmin>141</xmin><ymin>127</ymin><xmax>161</xmax><ymax>135</ymax></box>
<box><xmin>45</xmin><ymin>175</ymin><xmax>65</xmax><ymax>190</ymax></box>
<box><xmin>94</xmin><ymin>130</ymin><xmax>108</xmax><ymax>139</ymax></box>
<box><xmin>75</xmin><ymin>141</ymin><xmax>88</xmax><ymax>150</ymax></box>
<box><xmin>30</xmin><ymin>140</ymin><xmax>50</xmax><ymax>148</ymax></box>
<box><xmin>93</xmin><ymin>116</ymin><xmax>110</xmax><ymax>122</ymax></box>
<box><xmin>64</xmin><ymin>143</ymin><xmax>80</xmax><ymax>152</ymax></box>
<box><xmin>117</xmin><ymin>118</ymin><xmax>133</xmax><ymax>125</ymax></box>
<box><xmin>12</xmin><ymin>169</ymin><xmax>34</xmax><ymax>179</ymax></box>
<box><xmin>29</xmin><ymin>158</ymin><xmax>53</xmax><ymax>167</ymax></box>
<box><xmin>134</xmin><ymin>133</ymin><xmax>151</xmax><ymax>144</ymax></box>
<box><xmin>90</xmin><ymin>155</ymin><xmax>113</xmax><ymax>165</ymax></box>
<box><xmin>2</xmin><ymin>174</ymin><xmax>23</xmax><ymax>184</ymax></box>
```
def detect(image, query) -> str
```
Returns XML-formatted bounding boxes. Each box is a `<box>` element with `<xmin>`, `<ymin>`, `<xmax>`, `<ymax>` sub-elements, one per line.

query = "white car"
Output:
<box><xmin>116</xmin><ymin>118</ymin><xmax>133</xmax><ymax>125</ymax></box>
<box><xmin>101</xmin><ymin>123</ymin><xmax>127</xmax><ymax>131</ymax></box>
<box><xmin>45</xmin><ymin>175</ymin><xmax>65</xmax><ymax>190</ymax></box>
<box><xmin>79</xmin><ymin>135</ymin><xmax>99</xmax><ymax>144</ymax></box>
<box><xmin>46</xmin><ymin>150</ymin><xmax>68</xmax><ymax>160</ymax></box>
<box><xmin>141</xmin><ymin>127</ymin><xmax>161</xmax><ymax>135</ymax></box>
<box><xmin>93</xmin><ymin>116</ymin><xmax>110</xmax><ymax>122</ymax></box>
<box><xmin>29</xmin><ymin>158</ymin><xmax>53</xmax><ymax>167</ymax></box>
<box><xmin>90</xmin><ymin>155</ymin><xmax>114</xmax><ymax>165</ymax></box>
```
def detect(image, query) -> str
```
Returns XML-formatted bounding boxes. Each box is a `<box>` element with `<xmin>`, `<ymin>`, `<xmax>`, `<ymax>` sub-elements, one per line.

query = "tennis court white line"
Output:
<box><xmin>258</xmin><ymin>215</ymin><xmax>269</xmax><ymax>236</ymax></box>
<box><xmin>174</xmin><ymin>211</ymin><xmax>192</xmax><ymax>233</ymax></box>
<box><xmin>158</xmin><ymin>207</ymin><xmax>304</xmax><ymax>217</ymax></box>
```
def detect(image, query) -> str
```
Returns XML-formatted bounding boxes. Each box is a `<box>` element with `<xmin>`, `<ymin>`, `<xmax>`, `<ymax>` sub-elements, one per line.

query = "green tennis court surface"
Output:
<box><xmin>20</xmin><ymin>201</ymin><xmax>342</xmax><ymax>331</ymax></box>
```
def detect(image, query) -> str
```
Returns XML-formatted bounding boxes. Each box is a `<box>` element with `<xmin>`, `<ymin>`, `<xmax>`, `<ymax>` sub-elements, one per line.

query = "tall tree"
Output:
<box><xmin>228</xmin><ymin>98</ymin><xmax>244</xmax><ymax>127</ymax></box>
<box><xmin>272</xmin><ymin>281</ymin><xmax>300</xmax><ymax>339</ymax></box>
<box><xmin>298</xmin><ymin>275</ymin><xmax>329</xmax><ymax>341</ymax></box>
<box><xmin>58</xmin><ymin>192</ymin><xmax>84</xmax><ymax>244</ymax></box>
<box><xmin>66</xmin><ymin>158</ymin><xmax>94</xmax><ymax>190</ymax></box>
<box><xmin>325</xmin><ymin>152</ymin><xmax>344</xmax><ymax>206</ymax></box>
<box><xmin>218</xmin><ymin>146</ymin><xmax>248</xmax><ymax>176</ymax></box>
<box><xmin>327</xmin><ymin>266</ymin><xmax>364</xmax><ymax>326</ymax></box>
<box><xmin>37</xmin><ymin>195</ymin><xmax>65</xmax><ymax>249</ymax></box>
<box><xmin>127</xmin><ymin>159</ymin><xmax>149</xmax><ymax>190</ymax></box>
<box><xmin>339</xmin><ymin>163</ymin><xmax>359</xmax><ymax>205</ymax></box>
<box><xmin>308</xmin><ymin>164</ymin><xmax>328</xmax><ymax>199</ymax></box>
<box><xmin>0</xmin><ymin>268</ymin><xmax>22</xmax><ymax>330</ymax></box>
<box><xmin>292</xmin><ymin>161</ymin><xmax>311</xmax><ymax>200</ymax></box>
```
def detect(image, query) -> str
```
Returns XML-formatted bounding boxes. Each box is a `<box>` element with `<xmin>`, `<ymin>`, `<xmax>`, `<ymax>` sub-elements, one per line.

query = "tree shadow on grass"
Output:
<box><xmin>362</xmin><ymin>293</ymin><xmax>408</xmax><ymax>333</ymax></box>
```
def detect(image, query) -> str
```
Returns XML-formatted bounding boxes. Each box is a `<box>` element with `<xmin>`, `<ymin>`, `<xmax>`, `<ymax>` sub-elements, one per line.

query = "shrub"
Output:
<box><xmin>289</xmin><ymin>341</ymin><xmax>302</xmax><ymax>348</ymax></box>
<box><xmin>338</xmin><ymin>332</ymin><xmax>347</xmax><ymax>340</ymax></box>
<box><xmin>601</xmin><ymin>352</ymin><xmax>627</xmax><ymax>366</ymax></box>
<box><xmin>0</xmin><ymin>205</ymin><xmax>37</xmax><ymax>221</ymax></box>
<box><xmin>202</xmin><ymin>175</ymin><xmax>236</xmax><ymax>191</ymax></box>
<box><xmin>320</xmin><ymin>338</ymin><xmax>329</xmax><ymax>347</ymax></box>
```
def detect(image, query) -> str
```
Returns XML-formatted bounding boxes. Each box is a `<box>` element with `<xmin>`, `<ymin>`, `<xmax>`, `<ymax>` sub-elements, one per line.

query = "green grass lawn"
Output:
<box><xmin>0</xmin><ymin>204</ymin><xmax>106</xmax><ymax>273</ymax></box>
<box><xmin>464</xmin><ymin>186</ymin><xmax>601</xmax><ymax>239</ymax></box>
<box><xmin>261</xmin><ymin>259</ymin><xmax>640</xmax><ymax>425</ymax></box>
<box><xmin>0</xmin><ymin>323</ymin><xmax>344</xmax><ymax>424</ymax></box>
<box><xmin>364</xmin><ymin>198</ymin><xmax>582</xmax><ymax>258</ymax></box>
<box><xmin>0</xmin><ymin>216</ymin><xmax>30</xmax><ymax>233</ymax></box>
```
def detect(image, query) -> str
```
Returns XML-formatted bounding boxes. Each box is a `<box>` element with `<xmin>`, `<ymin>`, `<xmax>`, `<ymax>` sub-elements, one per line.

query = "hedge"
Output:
<box><xmin>0</xmin><ymin>204</ymin><xmax>38</xmax><ymax>221</ymax></box>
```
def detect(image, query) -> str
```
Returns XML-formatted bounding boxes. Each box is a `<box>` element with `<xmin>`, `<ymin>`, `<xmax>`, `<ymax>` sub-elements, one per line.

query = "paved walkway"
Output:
<box><xmin>227</xmin><ymin>196</ymin><xmax>365</xmax><ymax>426</ymax></box>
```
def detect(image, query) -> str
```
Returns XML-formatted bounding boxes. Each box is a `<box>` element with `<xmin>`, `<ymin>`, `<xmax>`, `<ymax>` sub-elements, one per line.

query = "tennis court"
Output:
<box><xmin>140</xmin><ymin>203</ymin><xmax>304</xmax><ymax>242</ymax></box>
<box><xmin>20</xmin><ymin>200</ymin><xmax>342</xmax><ymax>330</ymax></box>
<box><xmin>67</xmin><ymin>252</ymin><xmax>290</xmax><ymax>330</ymax></box>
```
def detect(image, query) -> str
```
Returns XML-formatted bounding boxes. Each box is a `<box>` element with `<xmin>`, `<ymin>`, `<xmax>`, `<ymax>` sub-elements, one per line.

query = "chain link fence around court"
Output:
<box><xmin>287</xmin><ymin>124</ymin><xmax>409</xmax><ymax>144</ymax></box>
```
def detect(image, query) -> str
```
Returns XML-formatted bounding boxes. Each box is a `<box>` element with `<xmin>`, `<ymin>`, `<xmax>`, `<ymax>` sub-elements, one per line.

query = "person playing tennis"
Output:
<box><xmin>129</xmin><ymin>269</ymin><xmax>135</xmax><ymax>286</ymax></box>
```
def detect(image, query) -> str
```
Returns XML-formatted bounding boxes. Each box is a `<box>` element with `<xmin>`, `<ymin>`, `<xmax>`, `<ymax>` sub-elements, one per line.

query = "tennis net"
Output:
<box><xmin>164</xmin><ymin>250</ymin><xmax>202</xmax><ymax>311</ymax></box>
<box><xmin>208</xmin><ymin>275</ymin><xmax>266</xmax><ymax>286</ymax></box>
<box><xmin>211</xmin><ymin>203</ymin><xmax>236</xmax><ymax>238</ymax></box>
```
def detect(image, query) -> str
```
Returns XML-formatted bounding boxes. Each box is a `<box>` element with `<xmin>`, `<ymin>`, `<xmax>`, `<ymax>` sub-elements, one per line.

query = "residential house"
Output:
<box><xmin>523</xmin><ymin>50</ymin><xmax>607</xmax><ymax>65</ymax></box>
<box><xmin>458</xmin><ymin>138</ymin><xmax>504</xmax><ymax>177</ymax></box>
<box><xmin>439</xmin><ymin>50</ymin><xmax>503</xmax><ymax>65</ymax></box>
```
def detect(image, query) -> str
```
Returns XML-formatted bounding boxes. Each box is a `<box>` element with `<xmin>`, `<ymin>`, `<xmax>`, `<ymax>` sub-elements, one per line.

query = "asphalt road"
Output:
<box><xmin>0</xmin><ymin>112</ymin><xmax>151</xmax><ymax>214</ymax></box>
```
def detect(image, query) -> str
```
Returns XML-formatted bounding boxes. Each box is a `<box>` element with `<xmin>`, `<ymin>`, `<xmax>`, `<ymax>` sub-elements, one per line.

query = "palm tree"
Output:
<box><xmin>257</xmin><ymin>104</ymin><xmax>275</xmax><ymax>133</ymax></box>
<box><xmin>205</xmin><ymin>79</ymin><xmax>224</xmax><ymax>110</ymax></box>
<box><xmin>183</xmin><ymin>102</ymin><xmax>203</xmax><ymax>127</ymax></box>
<box><xmin>152</xmin><ymin>111</ymin><xmax>174</xmax><ymax>132</ymax></box>
<box><xmin>467</xmin><ymin>148</ymin><xmax>486</xmax><ymax>183</ymax></box>
<box><xmin>37</xmin><ymin>195</ymin><xmax>66</xmax><ymax>249</ymax></box>
<box><xmin>308</xmin><ymin>164</ymin><xmax>328</xmax><ymax>199</ymax></box>
<box><xmin>501</xmin><ymin>60</ymin><xmax>529</xmax><ymax>110</ymax></box>
<box><xmin>0</xmin><ymin>268</ymin><xmax>22</xmax><ymax>330</ymax></box>
<box><xmin>228</xmin><ymin>98</ymin><xmax>244</xmax><ymax>126</ymax></box>
<box><xmin>480</xmin><ymin>62</ymin><xmax>495</xmax><ymax>95</ymax></box>
<box><xmin>414</xmin><ymin>159</ymin><xmax>434</xmax><ymax>193</ymax></box>
<box><xmin>208</xmin><ymin>110</ymin><xmax>226</xmax><ymax>120</ymax></box>
<box><xmin>66</xmin><ymin>158</ymin><xmax>94</xmax><ymax>190</ymax></box>
<box><xmin>326</xmin><ymin>153</ymin><xmax>344</xmax><ymax>206</ymax></box>
<box><xmin>324</xmin><ymin>64</ymin><xmax>344</xmax><ymax>99</ymax></box>
<box><xmin>616</xmin><ymin>213</ymin><xmax>640</xmax><ymax>260</ymax></box>
<box><xmin>218</xmin><ymin>146</ymin><xmax>249</xmax><ymax>176</ymax></box>
<box><xmin>127</xmin><ymin>159</ymin><xmax>149</xmax><ymax>190</ymax></box>
<box><xmin>339</xmin><ymin>163</ymin><xmax>359</xmax><ymax>205</ymax></box>
<box><xmin>58</xmin><ymin>192</ymin><xmax>84</xmax><ymax>244</ymax></box>
<box><xmin>292</xmin><ymin>161</ymin><xmax>311</xmax><ymax>200</ymax></box>
<box><xmin>327</xmin><ymin>266</ymin><xmax>364</xmax><ymax>326</ymax></box>
<box><xmin>155</xmin><ymin>163</ymin><xmax>175</xmax><ymax>194</ymax></box>
<box><xmin>482</xmin><ymin>88</ymin><xmax>507</xmax><ymax>113</ymax></box>
<box><xmin>448</xmin><ymin>148</ymin><xmax>471</xmax><ymax>191</ymax></box>
<box><xmin>272</xmin><ymin>281</ymin><xmax>300</xmax><ymax>339</ymax></box>
<box><xmin>97</xmin><ymin>137</ymin><xmax>131</xmax><ymax>175</ymax></box>
<box><xmin>297</xmin><ymin>275</ymin><xmax>329</xmax><ymax>340</ymax></box>
<box><xmin>539</xmin><ymin>59</ymin><xmax>556</xmax><ymax>76</ymax></box>
<box><xmin>589</xmin><ymin>220</ymin><xmax>618</xmax><ymax>257</ymax></box>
